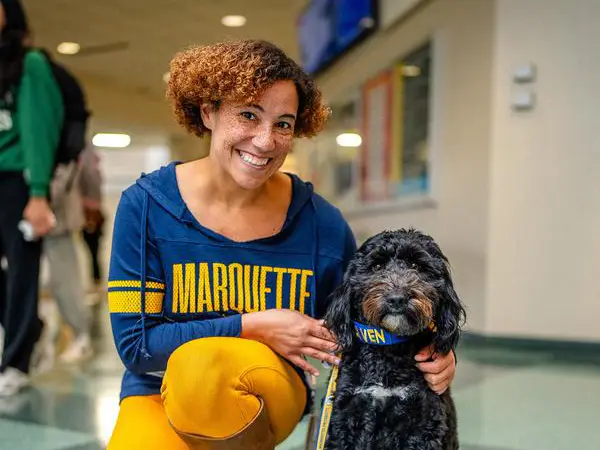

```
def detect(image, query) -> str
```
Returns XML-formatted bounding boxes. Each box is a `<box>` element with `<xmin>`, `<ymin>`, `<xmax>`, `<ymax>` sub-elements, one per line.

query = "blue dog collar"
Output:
<box><xmin>353</xmin><ymin>321</ymin><xmax>437</xmax><ymax>346</ymax></box>
<box><xmin>353</xmin><ymin>321</ymin><xmax>409</xmax><ymax>345</ymax></box>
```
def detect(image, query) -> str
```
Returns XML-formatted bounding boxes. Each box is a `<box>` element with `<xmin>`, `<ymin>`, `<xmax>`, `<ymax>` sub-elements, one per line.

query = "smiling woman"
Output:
<box><xmin>106</xmin><ymin>39</ymin><xmax>357</xmax><ymax>450</ymax></box>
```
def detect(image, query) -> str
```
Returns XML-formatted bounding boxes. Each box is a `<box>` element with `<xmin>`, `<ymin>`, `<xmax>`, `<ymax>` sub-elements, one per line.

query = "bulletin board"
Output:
<box><xmin>360</xmin><ymin>70</ymin><xmax>393</xmax><ymax>202</ymax></box>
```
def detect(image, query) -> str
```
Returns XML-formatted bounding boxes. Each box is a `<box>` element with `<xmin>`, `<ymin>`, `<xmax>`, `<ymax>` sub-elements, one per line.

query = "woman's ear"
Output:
<box><xmin>199</xmin><ymin>103</ymin><xmax>217</xmax><ymax>131</ymax></box>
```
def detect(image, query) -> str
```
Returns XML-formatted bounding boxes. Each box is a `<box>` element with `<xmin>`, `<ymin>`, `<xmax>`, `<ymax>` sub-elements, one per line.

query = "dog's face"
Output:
<box><xmin>325</xmin><ymin>229</ymin><xmax>465</xmax><ymax>354</ymax></box>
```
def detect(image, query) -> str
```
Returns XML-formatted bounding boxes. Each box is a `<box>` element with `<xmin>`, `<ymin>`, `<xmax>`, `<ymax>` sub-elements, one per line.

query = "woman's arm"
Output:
<box><xmin>18</xmin><ymin>50</ymin><xmax>63</xmax><ymax>197</ymax></box>
<box><xmin>18</xmin><ymin>51</ymin><xmax>64</xmax><ymax>236</ymax></box>
<box><xmin>108</xmin><ymin>188</ymin><xmax>241</xmax><ymax>375</ymax></box>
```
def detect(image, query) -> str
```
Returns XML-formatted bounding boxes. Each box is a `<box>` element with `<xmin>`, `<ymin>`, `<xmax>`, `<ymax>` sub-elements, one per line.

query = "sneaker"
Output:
<box><xmin>0</xmin><ymin>391</ymin><xmax>30</xmax><ymax>415</ymax></box>
<box><xmin>30</xmin><ymin>315</ymin><xmax>57</xmax><ymax>376</ymax></box>
<box><xmin>59</xmin><ymin>334</ymin><xmax>93</xmax><ymax>364</ymax></box>
<box><xmin>0</xmin><ymin>368</ymin><xmax>29</xmax><ymax>397</ymax></box>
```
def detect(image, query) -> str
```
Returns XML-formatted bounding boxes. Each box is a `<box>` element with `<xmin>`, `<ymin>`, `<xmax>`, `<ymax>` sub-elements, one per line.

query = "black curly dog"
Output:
<box><xmin>323</xmin><ymin>229</ymin><xmax>466</xmax><ymax>450</ymax></box>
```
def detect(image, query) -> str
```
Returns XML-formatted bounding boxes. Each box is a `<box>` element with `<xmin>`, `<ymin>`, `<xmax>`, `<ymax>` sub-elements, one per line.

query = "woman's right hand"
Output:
<box><xmin>241</xmin><ymin>309</ymin><xmax>340</xmax><ymax>376</ymax></box>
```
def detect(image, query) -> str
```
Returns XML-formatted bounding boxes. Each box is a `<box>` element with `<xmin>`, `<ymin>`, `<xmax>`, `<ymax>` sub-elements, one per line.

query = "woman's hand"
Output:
<box><xmin>415</xmin><ymin>345</ymin><xmax>456</xmax><ymax>394</ymax></box>
<box><xmin>241</xmin><ymin>309</ymin><xmax>340</xmax><ymax>376</ymax></box>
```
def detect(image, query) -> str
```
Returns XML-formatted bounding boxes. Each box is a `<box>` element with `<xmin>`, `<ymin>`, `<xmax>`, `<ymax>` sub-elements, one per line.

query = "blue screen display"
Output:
<box><xmin>298</xmin><ymin>0</ymin><xmax>336</xmax><ymax>75</ymax></box>
<box><xmin>335</xmin><ymin>0</ymin><xmax>375</xmax><ymax>51</ymax></box>
<box><xmin>298</xmin><ymin>0</ymin><xmax>377</xmax><ymax>74</ymax></box>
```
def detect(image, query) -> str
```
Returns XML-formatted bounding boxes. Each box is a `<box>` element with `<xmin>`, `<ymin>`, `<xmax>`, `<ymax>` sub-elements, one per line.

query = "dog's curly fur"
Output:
<box><xmin>323</xmin><ymin>229</ymin><xmax>466</xmax><ymax>450</ymax></box>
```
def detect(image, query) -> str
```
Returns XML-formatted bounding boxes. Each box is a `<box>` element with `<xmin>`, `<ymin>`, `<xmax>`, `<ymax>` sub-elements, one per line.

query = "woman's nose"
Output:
<box><xmin>252</xmin><ymin>124</ymin><xmax>276</xmax><ymax>151</ymax></box>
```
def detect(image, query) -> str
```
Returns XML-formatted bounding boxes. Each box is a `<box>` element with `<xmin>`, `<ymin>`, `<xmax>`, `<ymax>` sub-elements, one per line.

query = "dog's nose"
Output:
<box><xmin>386</xmin><ymin>295</ymin><xmax>410</xmax><ymax>309</ymax></box>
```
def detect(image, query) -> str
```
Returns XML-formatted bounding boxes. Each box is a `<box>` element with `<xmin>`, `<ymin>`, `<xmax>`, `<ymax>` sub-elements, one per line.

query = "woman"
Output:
<box><xmin>0</xmin><ymin>0</ymin><xmax>63</xmax><ymax>396</ymax></box>
<box><xmin>108</xmin><ymin>40</ymin><xmax>455</xmax><ymax>449</ymax></box>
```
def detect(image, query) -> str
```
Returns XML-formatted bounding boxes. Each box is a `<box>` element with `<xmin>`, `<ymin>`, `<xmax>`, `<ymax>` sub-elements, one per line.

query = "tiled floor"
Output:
<box><xmin>1</xmin><ymin>304</ymin><xmax>599</xmax><ymax>450</ymax></box>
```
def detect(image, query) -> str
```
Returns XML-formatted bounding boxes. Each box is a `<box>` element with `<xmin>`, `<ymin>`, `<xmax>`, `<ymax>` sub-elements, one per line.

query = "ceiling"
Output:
<box><xmin>23</xmin><ymin>0</ymin><xmax>309</xmax><ymax>134</ymax></box>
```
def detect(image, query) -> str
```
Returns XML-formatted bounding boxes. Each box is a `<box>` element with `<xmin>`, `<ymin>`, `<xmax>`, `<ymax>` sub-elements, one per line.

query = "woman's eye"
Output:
<box><xmin>241</xmin><ymin>111</ymin><xmax>257</xmax><ymax>120</ymax></box>
<box><xmin>277</xmin><ymin>121</ymin><xmax>292</xmax><ymax>130</ymax></box>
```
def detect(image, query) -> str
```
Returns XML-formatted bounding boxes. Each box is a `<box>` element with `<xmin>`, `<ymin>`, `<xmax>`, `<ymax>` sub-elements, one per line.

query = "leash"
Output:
<box><xmin>314</xmin><ymin>354</ymin><xmax>341</xmax><ymax>450</ymax></box>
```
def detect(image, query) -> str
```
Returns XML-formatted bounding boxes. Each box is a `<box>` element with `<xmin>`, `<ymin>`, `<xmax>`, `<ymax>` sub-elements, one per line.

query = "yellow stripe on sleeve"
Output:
<box><xmin>108</xmin><ymin>291</ymin><xmax>164</xmax><ymax>314</ymax></box>
<box><xmin>108</xmin><ymin>280</ymin><xmax>166</xmax><ymax>290</ymax></box>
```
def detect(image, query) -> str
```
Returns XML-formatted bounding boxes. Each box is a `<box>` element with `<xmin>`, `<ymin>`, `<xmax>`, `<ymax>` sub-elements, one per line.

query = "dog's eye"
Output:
<box><xmin>409</xmin><ymin>262</ymin><xmax>418</xmax><ymax>269</ymax></box>
<box><xmin>373</xmin><ymin>263</ymin><xmax>383</xmax><ymax>271</ymax></box>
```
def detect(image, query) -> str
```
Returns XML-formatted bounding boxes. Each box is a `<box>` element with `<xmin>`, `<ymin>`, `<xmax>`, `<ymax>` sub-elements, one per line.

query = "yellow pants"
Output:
<box><xmin>108</xmin><ymin>337</ymin><xmax>307</xmax><ymax>449</ymax></box>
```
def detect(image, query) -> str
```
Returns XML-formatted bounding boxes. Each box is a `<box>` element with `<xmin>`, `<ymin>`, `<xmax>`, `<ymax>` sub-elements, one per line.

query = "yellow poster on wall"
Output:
<box><xmin>391</xmin><ymin>64</ymin><xmax>405</xmax><ymax>185</ymax></box>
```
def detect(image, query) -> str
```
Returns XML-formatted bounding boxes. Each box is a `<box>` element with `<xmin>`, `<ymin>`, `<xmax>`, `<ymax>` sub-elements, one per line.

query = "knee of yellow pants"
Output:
<box><xmin>161</xmin><ymin>337</ymin><xmax>307</xmax><ymax>444</ymax></box>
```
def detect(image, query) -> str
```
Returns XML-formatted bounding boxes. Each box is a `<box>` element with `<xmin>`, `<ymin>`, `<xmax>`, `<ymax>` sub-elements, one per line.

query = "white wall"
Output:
<box><xmin>100</xmin><ymin>140</ymin><xmax>171</xmax><ymax>195</ymax></box>
<box><xmin>297</xmin><ymin>0</ymin><xmax>496</xmax><ymax>333</ymax></box>
<box><xmin>485</xmin><ymin>0</ymin><xmax>600</xmax><ymax>341</ymax></box>
<box><xmin>379</xmin><ymin>0</ymin><xmax>424</xmax><ymax>30</ymax></box>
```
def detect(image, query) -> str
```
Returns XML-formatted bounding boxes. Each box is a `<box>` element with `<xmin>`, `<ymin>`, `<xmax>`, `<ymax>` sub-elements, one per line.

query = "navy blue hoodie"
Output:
<box><xmin>108</xmin><ymin>162</ymin><xmax>356</xmax><ymax>401</ymax></box>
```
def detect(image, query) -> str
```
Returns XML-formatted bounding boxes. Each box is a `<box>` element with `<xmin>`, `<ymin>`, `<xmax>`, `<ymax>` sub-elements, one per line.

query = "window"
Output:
<box><xmin>393</xmin><ymin>43</ymin><xmax>431</xmax><ymax>197</ymax></box>
<box><xmin>304</xmin><ymin>42</ymin><xmax>432</xmax><ymax>209</ymax></box>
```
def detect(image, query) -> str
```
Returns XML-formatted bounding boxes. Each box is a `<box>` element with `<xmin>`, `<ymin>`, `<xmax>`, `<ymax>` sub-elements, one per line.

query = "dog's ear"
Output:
<box><xmin>324</xmin><ymin>282</ymin><xmax>355</xmax><ymax>351</ymax></box>
<box><xmin>433</xmin><ymin>265</ymin><xmax>466</xmax><ymax>354</ymax></box>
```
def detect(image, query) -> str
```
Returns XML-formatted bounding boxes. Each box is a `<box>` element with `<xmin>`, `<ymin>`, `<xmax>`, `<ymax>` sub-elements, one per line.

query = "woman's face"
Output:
<box><xmin>201</xmin><ymin>80</ymin><xmax>299</xmax><ymax>190</ymax></box>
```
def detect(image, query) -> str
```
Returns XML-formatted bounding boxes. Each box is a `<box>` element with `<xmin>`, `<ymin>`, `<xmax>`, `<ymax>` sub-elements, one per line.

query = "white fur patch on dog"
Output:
<box><xmin>381</xmin><ymin>314</ymin><xmax>410</xmax><ymax>334</ymax></box>
<box><xmin>354</xmin><ymin>383</ymin><xmax>416</xmax><ymax>400</ymax></box>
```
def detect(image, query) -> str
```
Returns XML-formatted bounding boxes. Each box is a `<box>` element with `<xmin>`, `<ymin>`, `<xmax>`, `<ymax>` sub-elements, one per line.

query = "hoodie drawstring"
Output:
<box><xmin>140</xmin><ymin>190</ymin><xmax>151</xmax><ymax>360</ymax></box>
<box><xmin>310</xmin><ymin>197</ymin><xmax>319</xmax><ymax>318</ymax></box>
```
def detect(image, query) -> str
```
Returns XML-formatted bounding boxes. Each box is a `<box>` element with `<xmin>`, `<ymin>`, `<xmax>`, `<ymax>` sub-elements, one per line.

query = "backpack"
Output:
<box><xmin>0</xmin><ymin>49</ymin><xmax>90</xmax><ymax>168</ymax></box>
<box><xmin>41</xmin><ymin>49</ymin><xmax>90</xmax><ymax>167</ymax></box>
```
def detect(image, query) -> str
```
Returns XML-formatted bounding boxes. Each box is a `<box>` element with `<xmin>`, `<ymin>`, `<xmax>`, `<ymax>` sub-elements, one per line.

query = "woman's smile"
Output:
<box><xmin>236</xmin><ymin>149</ymin><xmax>272</xmax><ymax>170</ymax></box>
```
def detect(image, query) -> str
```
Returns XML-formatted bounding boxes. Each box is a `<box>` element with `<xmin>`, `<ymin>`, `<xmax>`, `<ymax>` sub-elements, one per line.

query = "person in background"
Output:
<box><xmin>79</xmin><ymin>144</ymin><xmax>105</xmax><ymax>296</ymax></box>
<box><xmin>43</xmin><ymin>160</ymin><xmax>93</xmax><ymax>364</ymax></box>
<box><xmin>0</xmin><ymin>0</ymin><xmax>63</xmax><ymax>395</ymax></box>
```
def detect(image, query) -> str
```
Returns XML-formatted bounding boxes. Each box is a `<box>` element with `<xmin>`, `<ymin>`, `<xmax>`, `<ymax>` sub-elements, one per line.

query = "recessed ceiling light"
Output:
<box><xmin>162</xmin><ymin>72</ymin><xmax>170</xmax><ymax>83</ymax></box>
<box><xmin>336</xmin><ymin>133</ymin><xmax>362</xmax><ymax>147</ymax></box>
<box><xmin>57</xmin><ymin>42</ymin><xmax>81</xmax><ymax>55</ymax></box>
<box><xmin>92</xmin><ymin>133</ymin><xmax>131</xmax><ymax>148</ymax></box>
<box><xmin>221</xmin><ymin>15</ymin><xmax>247</xmax><ymax>27</ymax></box>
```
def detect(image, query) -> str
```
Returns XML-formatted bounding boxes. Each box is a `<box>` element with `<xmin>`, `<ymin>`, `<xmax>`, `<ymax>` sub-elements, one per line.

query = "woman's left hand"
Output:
<box><xmin>414</xmin><ymin>345</ymin><xmax>456</xmax><ymax>394</ymax></box>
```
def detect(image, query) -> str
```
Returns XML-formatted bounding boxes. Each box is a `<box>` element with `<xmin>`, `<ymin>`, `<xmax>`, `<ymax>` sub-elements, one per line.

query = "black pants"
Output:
<box><xmin>0</xmin><ymin>172</ymin><xmax>43</xmax><ymax>374</ymax></box>
<box><xmin>82</xmin><ymin>227</ymin><xmax>102</xmax><ymax>283</ymax></box>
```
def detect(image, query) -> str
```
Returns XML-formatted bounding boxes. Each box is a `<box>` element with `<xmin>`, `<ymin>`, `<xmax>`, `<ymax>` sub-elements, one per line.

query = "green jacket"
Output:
<box><xmin>0</xmin><ymin>50</ymin><xmax>64</xmax><ymax>197</ymax></box>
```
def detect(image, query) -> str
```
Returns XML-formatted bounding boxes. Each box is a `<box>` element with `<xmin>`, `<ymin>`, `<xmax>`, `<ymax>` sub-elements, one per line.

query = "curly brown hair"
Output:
<box><xmin>166</xmin><ymin>39</ymin><xmax>330</xmax><ymax>138</ymax></box>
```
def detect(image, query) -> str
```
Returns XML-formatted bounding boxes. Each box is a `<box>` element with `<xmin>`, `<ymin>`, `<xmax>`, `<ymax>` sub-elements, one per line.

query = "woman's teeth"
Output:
<box><xmin>239</xmin><ymin>150</ymin><xmax>270</xmax><ymax>167</ymax></box>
